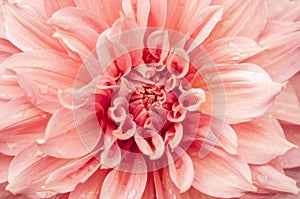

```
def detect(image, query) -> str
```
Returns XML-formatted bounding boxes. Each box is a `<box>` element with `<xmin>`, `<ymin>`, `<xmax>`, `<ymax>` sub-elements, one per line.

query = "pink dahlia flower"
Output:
<box><xmin>0</xmin><ymin>0</ymin><xmax>300</xmax><ymax>199</ymax></box>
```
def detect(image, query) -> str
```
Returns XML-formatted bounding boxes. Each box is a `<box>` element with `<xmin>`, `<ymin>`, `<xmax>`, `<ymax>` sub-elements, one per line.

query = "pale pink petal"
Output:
<box><xmin>0</xmin><ymin>154</ymin><xmax>12</xmax><ymax>183</ymax></box>
<box><xmin>1</xmin><ymin>1</ymin><xmax>64</xmax><ymax>51</ymax></box>
<box><xmin>206</xmin><ymin>0</ymin><xmax>267</xmax><ymax>42</ymax></box>
<box><xmin>69</xmin><ymin>169</ymin><xmax>109</xmax><ymax>199</ymax></box>
<box><xmin>181</xmin><ymin>187</ymin><xmax>220</xmax><ymax>199</ymax></box>
<box><xmin>44</xmin><ymin>0</ymin><xmax>75</xmax><ymax>17</ymax></box>
<box><xmin>246</xmin><ymin>21</ymin><xmax>300</xmax><ymax>82</ymax></box>
<box><xmin>203</xmin><ymin>63</ymin><xmax>282</xmax><ymax>123</ymax></box>
<box><xmin>191</xmin><ymin>5</ymin><xmax>223</xmax><ymax>44</ymax></box>
<box><xmin>148</xmin><ymin>0</ymin><xmax>167</xmax><ymax>27</ymax></box>
<box><xmin>6</xmin><ymin>143</ymin><xmax>71</xmax><ymax>197</ymax></box>
<box><xmin>122</xmin><ymin>0</ymin><xmax>150</xmax><ymax>28</ymax></box>
<box><xmin>38</xmin><ymin>108</ymin><xmax>101</xmax><ymax>159</ymax></box>
<box><xmin>0</xmin><ymin>39</ymin><xmax>20</xmax><ymax>63</ymax></box>
<box><xmin>167</xmin><ymin>147</ymin><xmax>194</xmax><ymax>193</ymax></box>
<box><xmin>1</xmin><ymin>50</ymin><xmax>82</xmax><ymax>113</ymax></box>
<box><xmin>74</xmin><ymin>0</ymin><xmax>122</xmax><ymax>26</ymax></box>
<box><xmin>44</xmin><ymin>156</ymin><xmax>100</xmax><ymax>193</ymax></box>
<box><xmin>270</xmin><ymin>73</ymin><xmax>300</xmax><ymax>125</ymax></box>
<box><xmin>204</xmin><ymin>36</ymin><xmax>263</xmax><ymax>64</ymax></box>
<box><xmin>165</xmin><ymin>0</ymin><xmax>211</xmax><ymax>33</ymax></box>
<box><xmin>100</xmin><ymin>156</ymin><xmax>147</xmax><ymax>199</ymax></box>
<box><xmin>231</xmin><ymin>114</ymin><xmax>296</xmax><ymax>164</ymax></box>
<box><xmin>141</xmin><ymin>171</ymin><xmax>164</xmax><ymax>199</ymax></box>
<box><xmin>251</xmin><ymin>164</ymin><xmax>299</xmax><ymax>194</ymax></box>
<box><xmin>267</xmin><ymin>0</ymin><xmax>300</xmax><ymax>21</ymax></box>
<box><xmin>0</xmin><ymin>69</ymin><xmax>24</xmax><ymax>101</ymax></box>
<box><xmin>191</xmin><ymin>147</ymin><xmax>256</xmax><ymax>198</ymax></box>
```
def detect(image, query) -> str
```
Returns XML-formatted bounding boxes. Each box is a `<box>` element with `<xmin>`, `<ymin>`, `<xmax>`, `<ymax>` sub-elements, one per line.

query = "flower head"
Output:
<box><xmin>0</xmin><ymin>0</ymin><xmax>300</xmax><ymax>199</ymax></box>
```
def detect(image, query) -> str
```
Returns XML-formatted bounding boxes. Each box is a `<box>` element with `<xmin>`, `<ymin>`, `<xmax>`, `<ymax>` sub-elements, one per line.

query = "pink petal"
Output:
<box><xmin>1</xmin><ymin>1</ymin><xmax>64</xmax><ymax>51</ymax></box>
<box><xmin>251</xmin><ymin>164</ymin><xmax>299</xmax><ymax>194</ymax></box>
<box><xmin>204</xmin><ymin>36</ymin><xmax>263</xmax><ymax>64</ymax></box>
<box><xmin>44</xmin><ymin>156</ymin><xmax>100</xmax><ymax>193</ymax></box>
<box><xmin>270</xmin><ymin>73</ymin><xmax>300</xmax><ymax>125</ymax></box>
<box><xmin>141</xmin><ymin>171</ymin><xmax>164</xmax><ymax>199</ymax></box>
<box><xmin>0</xmin><ymin>154</ymin><xmax>12</xmax><ymax>183</ymax></box>
<box><xmin>44</xmin><ymin>0</ymin><xmax>75</xmax><ymax>17</ymax></box>
<box><xmin>0</xmin><ymin>39</ymin><xmax>20</xmax><ymax>63</ymax></box>
<box><xmin>191</xmin><ymin>5</ymin><xmax>223</xmax><ymax>44</ymax></box>
<box><xmin>74</xmin><ymin>0</ymin><xmax>122</xmax><ymax>26</ymax></box>
<box><xmin>1</xmin><ymin>50</ymin><xmax>82</xmax><ymax>113</ymax></box>
<box><xmin>69</xmin><ymin>169</ymin><xmax>109</xmax><ymax>199</ymax></box>
<box><xmin>191</xmin><ymin>147</ymin><xmax>256</xmax><ymax>198</ymax></box>
<box><xmin>267</xmin><ymin>0</ymin><xmax>300</xmax><ymax>21</ymax></box>
<box><xmin>181</xmin><ymin>187</ymin><xmax>219</xmax><ymax>199</ymax></box>
<box><xmin>6</xmin><ymin>143</ymin><xmax>71</xmax><ymax>197</ymax></box>
<box><xmin>162</xmin><ymin>166</ymin><xmax>181</xmax><ymax>198</ymax></box>
<box><xmin>165</xmin><ymin>0</ymin><xmax>211</xmax><ymax>33</ymax></box>
<box><xmin>38</xmin><ymin>108</ymin><xmax>101</xmax><ymax>158</ymax></box>
<box><xmin>148</xmin><ymin>0</ymin><xmax>167</xmax><ymax>27</ymax></box>
<box><xmin>206</xmin><ymin>0</ymin><xmax>267</xmax><ymax>42</ymax></box>
<box><xmin>203</xmin><ymin>63</ymin><xmax>282</xmax><ymax>124</ymax></box>
<box><xmin>246</xmin><ymin>21</ymin><xmax>300</xmax><ymax>82</ymax></box>
<box><xmin>167</xmin><ymin>147</ymin><xmax>194</xmax><ymax>193</ymax></box>
<box><xmin>122</xmin><ymin>0</ymin><xmax>150</xmax><ymax>28</ymax></box>
<box><xmin>100</xmin><ymin>156</ymin><xmax>147</xmax><ymax>199</ymax></box>
<box><xmin>231</xmin><ymin>114</ymin><xmax>296</xmax><ymax>164</ymax></box>
<box><xmin>0</xmin><ymin>69</ymin><xmax>23</xmax><ymax>102</ymax></box>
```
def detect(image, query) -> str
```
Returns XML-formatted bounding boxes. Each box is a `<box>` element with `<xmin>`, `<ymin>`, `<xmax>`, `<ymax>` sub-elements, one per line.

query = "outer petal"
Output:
<box><xmin>1</xmin><ymin>50</ymin><xmax>82</xmax><ymax>113</ymax></box>
<box><xmin>206</xmin><ymin>0</ymin><xmax>267</xmax><ymax>42</ymax></box>
<box><xmin>0</xmin><ymin>39</ymin><xmax>20</xmax><ymax>63</ymax></box>
<box><xmin>270</xmin><ymin>72</ymin><xmax>300</xmax><ymax>125</ymax></box>
<box><xmin>231</xmin><ymin>114</ymin><xmax>296</xmax><ymax>164</ymax></box>
<box><xmin>191</xmin><ymin>147</ymin><xmax>256</xmax><ymax>198</ymax></box>
<box><xmin>148</xmin><ymin>0</ymin><xmax>167</xmax><ymax>27</ymax></box>
<box><xmin>0</xmin><ymin>154</ymin><xmax>12</xmax><ymax>183</ymax></box>
<box><xmin>100</xmin><ymin>156</ymin><xmax>147</xmax><ymax>199</ymax></box>
<box><xmin>122</xmin><ymin>0</ymin><xmax>150</xmax><ymax>28</ymax></box>
<box><xmin>74</xmin><ymin>0</ymin><xmax>122</xmax><ymax>26</ymax></box>
<box><xmin>1</xmin><ymin>1</ymin><xmax>64</xmax><ymax>51</ymax></box>
<box><xmin>6</xmin><ymin>144</ymin><xmax>71</xmax><ymax>197</ymax></box>
<box><xmin>204</xmin><ymin>37</ymin><xmax>263</xmax><ymax>64</ymax></box>
<box><xmin>267</xmin><ymin>0</ymin><xmax>300</xmax><ymax>21</ymax></box>
<box><xmin>44</xmin><ymin>0</ymin><xmax>75</xmax><ymax>17</ymax></box>
<box><xmin>162</xmin><ymin>166</ymin><xmax>181</xmax><ymax>199</ymax></box>
<box><xmin>251</xmin><ymin>164</ymin><xmax>299</xmax><ymax>194</ymax></box>
<box><xmin>246</xmin><ymin>21</ymin><xmax>300</xmax><ymax>82</ymax></box>
<box><xmin>0</xmin><ymin>69</ymin><xmax>23</xmax><ymax>102</ymax></box>
<box><xmin>69</xmin><ymin>169</ymin><xmax>109</xmax><ymax>199</ymax></box>
<box><xmin>202</xmin><ymin>63</ymin><xmax>282</xmax><ymax>123</ymax></box>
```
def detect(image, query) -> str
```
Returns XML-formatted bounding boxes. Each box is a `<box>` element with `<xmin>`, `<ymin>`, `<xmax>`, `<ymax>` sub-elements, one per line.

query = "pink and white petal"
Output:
<box><xmin>270</xmin><ymin>73</ymin><xmax>300</xmax><ymax>125</ymax></box>
<box><xmin>148</xmin><ymin>0</ymin><xmax>167</xmax><ymax>27</ymax></box>
<box><xmin>69</xmin><ymin>169</ymin><xmax>109</xmax><ymax>199</ymax></box>
<box><xmin>231</xmin><ymin>114</ymin><xmax>296</xmax><ymax>164</ymax></box>
<box><xmin>100</xmin><ymin>156</ymin><xmax>147</xmax><ymax>199</ymax></box>
<box><xmin>191</xmin><ymin>147</ymin><xmax>256</xmax><ymax>198</ymax></box>
<box><xmin>74</xmin><ymin>0</ymin><xmax>122</xmax><ymax>26</ymax></box>
<box><xmin>267</xmin><ymin>0</ymin><xmax>300</xmax><ymax>21</ymax></box>
<box><xmin>206</xmin><ymin>0</ymin><xmax>267</xmax><ymax>43</ymax></box>
<box><xmin>1</xmin><ymin>1</ymin><xmax>64</xmax><ymax>52</ymax></box>
<box><xmin>44</xmin><ymin>0</ymin><xmax>75</xmax><ymax>17</ymax></box>
<box><xmin>181</xmin><ymin>187</ymin><xmax>221</xmax><ymax>199</ymax></box>
<box><xmin>203</xmin><ymin>63</ymin><xmax>282</xmax><ymax>124</ymax></box>
<box><xmin>122</xmin><ymin>0</ymin><xmax>150</xmax><ymax>28</ymax></box>
<box><xmin>191</xmin><ymin>5</ymin><xmax>223</xmax><ymax>44</ymax></box>
<box><xmin>167</xmin><ymin>147</ymin><xmax>194</xmax><ymax>193</ymax></box>
<box><xmin>204</xmin><ymin>37</ymin><xmax>263</xmax><ymax>64</ymax></box>
<box><xmin>49</xmin><ymin>7</ymin><xmax>108</xmax><ymax>33</ymax></box>
<box><xmin>0</xmin><ymin>39</ymin><xmax>20</xmax><ymax>63</ymax></box>
<box><xmin>0</xmin><ymin>154</ymin><xmax>12</xmax><ymax>183</ymax></box>
<box><xmin>1</xmin><ymin>50</ymin><xmax>82</xmax><ymax>113</ymax></box>
<box><xmin>6</xmin><ymin>143</ymin><xmax>71</xmax><ymax>197</ymax></box>
<box><xmin>44</xmin><ymin>156</ymin><xmax>100</xmax><ymax>193</ymax></box>
<box><xmin>246</xmin><ymin>25</ymin><xmax>300</xmax><ymax>82</ymax></box>
<box><xmin>38</xmin><ymin>108</ymin><xmax>101</xmax><ymax>159</ymax></box>
<box><xmin>0</xmin><ymin>69</ymin><xmax>24</xmax><ymax>101</ymax></box>
<box><xmin>165</xmin><ymin>0</ymin><xmax>211</xmax><ymax>33</ymax></box>
<box><xmin>251</xmin><ymin>164</ymin><xmax>299</xmax><ymax>194</ymax></box>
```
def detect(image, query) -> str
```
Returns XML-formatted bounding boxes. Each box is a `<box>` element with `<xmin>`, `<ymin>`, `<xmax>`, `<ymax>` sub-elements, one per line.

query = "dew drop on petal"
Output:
<box><xmin>127</xmin><ymin>188</ymin><xmax>137</xmax><ymax>199</ymax></box>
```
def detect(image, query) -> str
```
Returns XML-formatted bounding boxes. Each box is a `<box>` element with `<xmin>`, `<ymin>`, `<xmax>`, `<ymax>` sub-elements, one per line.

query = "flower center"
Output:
<box><xmin>129</xmin><ymin>84</ymin><xmax>166</xmax><ymax>126</ymax></box>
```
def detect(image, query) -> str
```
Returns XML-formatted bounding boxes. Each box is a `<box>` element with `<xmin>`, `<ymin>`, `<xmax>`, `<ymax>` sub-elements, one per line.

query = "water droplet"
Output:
<box><xmin>88</xmin><ymin>165</ymin><xmax>94</xmax><ymax>171</ymax></box>
<box><xmin>175</xmin><ymin>158</ymin><xmax>183</xmax><ymax>169</ymax></box>
<box><xmin>35</xmin><ymin>150</ymin><xmax>47</xmax><ymax>158</ymax></box>
<box><xmin>127</xmin><ymin>188</ymin><xmax>137</xmax><ymax>199</ymax></box>
<box><xmin>35</xmin><ymin>98</ymin><xmax>42</xmax><ymax>105</ymax></box>
<box><xmin>39</xmin><ymin>84</ymin><xmax>49</xmax><ymax>94</ymax></box>
<box><xmin>35</xmin><ymin>191</ymin><xmax>56</xmax><ymax>198</ymax></box>
<box><xmin>7</xmin><ymin>142</ymin><xmax>16</xmax><ymax>151</ymax></box>
<box><xmin>26</xmin><ymin>90</ymin><xmax>33</xmax><ymax>98</ymax></box>
<box><xmin>40</xmin><ymin>113</ymin><xmax>47</xmax><ymax>119</ymax></box>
